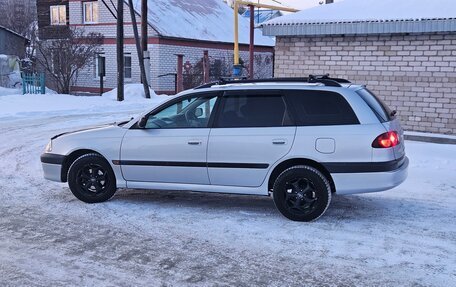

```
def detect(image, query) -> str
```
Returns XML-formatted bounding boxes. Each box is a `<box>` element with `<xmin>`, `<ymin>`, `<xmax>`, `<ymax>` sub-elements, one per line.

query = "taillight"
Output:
<box><xmin>372</xmin><ymin>131</ymin><xmax>399</xmax><ymax>148</ymax></box>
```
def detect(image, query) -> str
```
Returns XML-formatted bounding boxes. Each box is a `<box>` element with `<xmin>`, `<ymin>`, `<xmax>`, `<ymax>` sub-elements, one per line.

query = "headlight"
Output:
<box><xmin>45</xmin><ymin>140</ymin><xmax>52</xmax><ymax>153</ymax></box>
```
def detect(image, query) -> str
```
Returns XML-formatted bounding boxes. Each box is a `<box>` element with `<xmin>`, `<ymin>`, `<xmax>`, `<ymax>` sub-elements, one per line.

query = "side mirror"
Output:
<box><xmin>194</xmin><ymin>107</ymin><xmax>203</xmax><ymax>117</ymax></box>
<box><xmin>138</xmin><ymin>116</ymin><xmax>148</xmax><ymax>128</ymax></box>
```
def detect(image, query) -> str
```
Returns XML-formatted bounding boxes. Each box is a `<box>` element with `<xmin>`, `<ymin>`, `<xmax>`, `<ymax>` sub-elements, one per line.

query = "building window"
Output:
<box><xmin>124</xmin><ymin>54</ymin><xmax>132</xmax><ymax>80</ymax></box>
<box><xmin>50</xmin><ymin>5</ymin><xmax>66</xmax><ymax>25</ymax></box>
<box><xmin>83</xmin><ymin>1</ymin><xmax>99</xmax><ymax>24</ymax></box>
<box><xmin>94</xmin><ymin>53</ymin><xmax>105</xmax><ymax>79</ymax></box>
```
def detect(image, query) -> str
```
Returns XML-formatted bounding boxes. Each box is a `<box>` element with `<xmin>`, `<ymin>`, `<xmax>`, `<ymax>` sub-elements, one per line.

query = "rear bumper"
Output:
<box><xmin>41</xmin><ymin>153</ymin><xmax>66</xmax><ymax>182</ymax></box>
<box><xmin>332</xmin><ymin>156</ymin><xmax>409</xmax><ymax>195</ymax></box>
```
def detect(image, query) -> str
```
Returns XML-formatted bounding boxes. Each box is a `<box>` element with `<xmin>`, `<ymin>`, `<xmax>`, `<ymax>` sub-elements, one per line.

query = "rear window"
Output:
<box><xmin>356</xmin><ymin>88</ymin><xmax>393</xmax><ymax>122</ymax></box>
<box><xmin>286</xmin><ymin>90</ymin><xmax>359</xmax><ymax>126</ymax></box>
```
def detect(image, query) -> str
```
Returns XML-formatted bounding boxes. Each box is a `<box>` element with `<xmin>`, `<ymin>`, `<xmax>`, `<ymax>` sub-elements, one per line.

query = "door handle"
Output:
<box><xmin>272</xmin><ymin>139</ymin><xmax>287</xmax><ymax>145</ymax></box>
<box><xmin>188</xmin><ymin>140</ymin><xmax>202</xmax><ymax>145</ymax></box>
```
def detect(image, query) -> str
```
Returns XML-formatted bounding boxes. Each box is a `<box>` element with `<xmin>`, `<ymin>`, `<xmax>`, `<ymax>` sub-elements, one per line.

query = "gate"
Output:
<box><xmin>21</xmin><ymin>73</ymin><xmax>45</xmax><ymax>94</ymax></box>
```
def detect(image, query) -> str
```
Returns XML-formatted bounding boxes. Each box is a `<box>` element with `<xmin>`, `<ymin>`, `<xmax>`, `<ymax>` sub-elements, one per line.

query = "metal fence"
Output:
<box><xmin>21</xmin><ymin>72</ymin><xmax>45</xmax><ymax>94</ymax></box>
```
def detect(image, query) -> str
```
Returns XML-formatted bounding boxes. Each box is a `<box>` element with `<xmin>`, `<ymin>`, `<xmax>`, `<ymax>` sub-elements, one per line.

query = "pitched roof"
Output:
<box><xmin>130</xmin><ymin>0</ymin><xmax>274</xmax><ymax>46</ymax></box>
<box><xmin>262</xmin><ymin>0</ymin><xmax>456</xmax><ymax>36</ymax></box>
<box><xmin>0</xmin><ymin>25</ymin><xmax>29</xmax><ymax>41</ymax></box>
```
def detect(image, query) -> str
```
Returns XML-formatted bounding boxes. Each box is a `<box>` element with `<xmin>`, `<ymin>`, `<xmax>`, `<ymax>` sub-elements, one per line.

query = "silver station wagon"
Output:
<box><xmin>41</xmin><ymin>76</ymin><xmax>408</xmax><ymax>221</ymax></box>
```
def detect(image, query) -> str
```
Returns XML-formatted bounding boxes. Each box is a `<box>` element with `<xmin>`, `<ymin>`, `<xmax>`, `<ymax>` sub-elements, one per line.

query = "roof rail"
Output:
<box><xmin>194</xmin><ymin>74</ymin><xmax>350</xmax><ymax>89</ymax></box>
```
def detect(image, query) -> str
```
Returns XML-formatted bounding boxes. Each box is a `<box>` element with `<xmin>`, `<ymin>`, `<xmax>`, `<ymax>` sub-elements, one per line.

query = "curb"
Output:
<box><xmin>405</xmin><ymin>134</ymin><xmax>456</xmax><ymax>145</ymax></box>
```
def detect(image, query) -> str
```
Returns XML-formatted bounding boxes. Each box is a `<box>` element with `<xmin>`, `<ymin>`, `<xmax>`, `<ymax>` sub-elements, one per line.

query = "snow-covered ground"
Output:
<box><xmin>0</xmin><ymin>85</ymin><xmax>169</xmax><ymax>121</ymax></box>
<box><xmin>0</xmin><ymin>93</ymin><xmax>455</xmax><ymax>286</ymax></box>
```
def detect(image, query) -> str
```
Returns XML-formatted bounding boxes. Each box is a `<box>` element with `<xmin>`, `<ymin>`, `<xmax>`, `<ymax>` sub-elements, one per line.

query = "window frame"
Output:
<box><xmin>83</xmin><ymin>1</ymin><xmax>99</xmax><ymax>24</ymax></box>
<box><xmin>50</xmin><ymin>5</ymin><xmax>67</xmax><ymax>26</ymax></box>
<box><xmin>124</xmin><ymin>53</ymin><xmax>132</xmax><ymax>81</ymax></box>
<box><xmin>94</xmin><ymin>53</ymin><xmax>105</xmax><ymax>79</ymax></box>
<box><xmin>132</xmin><ymin>92</ymin><xmax>223</xmax><ymax>130</ymax></box>
<box><xmin>212</xmin><ymin>90</ymin><xmax>295</xmax><ymax>129</ymax></box>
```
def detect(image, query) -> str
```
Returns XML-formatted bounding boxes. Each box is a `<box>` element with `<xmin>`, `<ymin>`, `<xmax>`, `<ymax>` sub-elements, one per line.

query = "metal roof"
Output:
<box><xmin>261</xmin><ymin>0</ymin><xmax>456</xmax><ymax>36</ymax></box>
<box><xmin>262</xmin><ymin>18</ymin><xmax>456</xmax><ymax>36</ymax></box>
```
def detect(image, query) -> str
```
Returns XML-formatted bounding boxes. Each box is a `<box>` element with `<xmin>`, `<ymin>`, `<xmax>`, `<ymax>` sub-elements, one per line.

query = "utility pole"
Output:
<box><xmin>232</xmin><ymin>1</ymin><xmax>298</xmax><ymax>77</ymax></box>
<box><xmin>249</xmin><ymin>4</ymin><xmax>254</xmax><ymax>79</ymax></box>
<box><xmin>116</xmin><ymin>0</ymin><xmax>124</xmax><ymax>101</ymax></box>
<box><xmin>141</xmin><ymin>0</ymin><xmax>151</xmax><ymax>87</ymax></box>
<box><xmin>128</xmin><ymin>0</ymin><xmax>150</xmax><ymax>98</ymax></box>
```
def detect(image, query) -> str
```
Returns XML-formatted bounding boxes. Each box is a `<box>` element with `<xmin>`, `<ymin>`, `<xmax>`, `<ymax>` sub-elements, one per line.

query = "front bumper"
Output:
<box><xmin>332</xmin><ymin>156</ymin><xmax>409</xmax><ymax>195</ymax></box>
<box><xmin>41</xmin><ymin>153</ymin><xmax>66</xmax><ymax>182</ymax></box>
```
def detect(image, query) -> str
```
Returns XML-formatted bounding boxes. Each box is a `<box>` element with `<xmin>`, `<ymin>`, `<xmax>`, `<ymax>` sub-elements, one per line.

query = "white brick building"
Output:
<box><xmin>67</xmin><ymin>0</ymin><xmax>274</xmax><ymax>94</ymax></box>
<box><xmin>262</xmin><ymin>0</ymin><xmax>456</xmax><ymax>135</ymax></box>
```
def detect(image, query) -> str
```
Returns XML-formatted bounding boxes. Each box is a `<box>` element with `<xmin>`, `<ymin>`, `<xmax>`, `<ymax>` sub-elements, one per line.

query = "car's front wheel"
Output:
<box><xmin>67</xmin><ymin>153</ymin><xmax>117</xmax><ymax>203</ymax></box>
<box><xmin>272</xmin><ymin>165</ymin><xmax>331</xmax><ymax>221</ymax></box>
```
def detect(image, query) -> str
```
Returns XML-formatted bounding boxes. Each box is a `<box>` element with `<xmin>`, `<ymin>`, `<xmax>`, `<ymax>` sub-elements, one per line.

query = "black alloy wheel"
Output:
<box><xmin>67</xmin><ymin>153</ymin><xmax>117</xmax><ymax>203</ymax></box>
<box><xmin>273</xmin><ymin>165</ymin><xmax>331</xmax><ymax>221</ymax></box>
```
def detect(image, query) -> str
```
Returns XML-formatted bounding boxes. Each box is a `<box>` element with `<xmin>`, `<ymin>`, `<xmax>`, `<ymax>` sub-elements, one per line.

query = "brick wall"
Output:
<box><xmin>274</xmin><ymin>33</ymin><xmax>456</xmax><ymax>135</ymax></box>
<box><xmin>74</xmin><ymin>43</ymin><xmax>273</xmax><ymax>94</ymax></box>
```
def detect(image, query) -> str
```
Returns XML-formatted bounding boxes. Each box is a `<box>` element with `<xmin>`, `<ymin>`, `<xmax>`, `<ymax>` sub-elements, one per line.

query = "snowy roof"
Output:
<box><xmin>130</xmin><ymin>0</ymin><xmax>274</xmax><ymax>46</ymax></box>
<box><xmin>262</xmin><ymin>0</ymin><xmax>456</xmax><ymax>36</ymax></box>
<box><xmin>242</xmin><ymin>9</ymin><xmax>282</xmax><ymax>25</ymax></box>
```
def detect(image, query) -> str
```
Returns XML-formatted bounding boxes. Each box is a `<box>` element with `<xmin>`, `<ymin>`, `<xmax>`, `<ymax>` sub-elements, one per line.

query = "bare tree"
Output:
<box><xmin>0</xmin><ymin>0</ymin><xmax>36</xmax><ymax>36</ymax></box>
<box><xmin>36</xmin><ymin>28</ymin><xmax>103</xmax><ymax>94</ymax></box>
<box><xmin>0</xmin><ymin>0</ymin><xmax>38</xmax><ymax>61</ymax></box>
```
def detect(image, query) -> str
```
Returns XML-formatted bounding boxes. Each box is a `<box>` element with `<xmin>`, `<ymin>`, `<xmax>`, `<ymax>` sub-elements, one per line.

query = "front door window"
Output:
<box><xmin>145</xmin><ymin>96</ymin><xmax>217</xmax><ymax>129</ymax></box>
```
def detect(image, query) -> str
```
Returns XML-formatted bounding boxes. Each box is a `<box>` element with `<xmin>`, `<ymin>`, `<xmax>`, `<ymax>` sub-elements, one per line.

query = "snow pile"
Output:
<box><xmin>264</xmin><ymin>0</ymin><xmax>456</xmax><ymax>25</ymax></box>
<box><xmin>102</xmin><ymin>83</ymin><xmax>168</xmax><ymax>101</ymax></box>
<box><xmin>0</xmin><ymin>87</ymin><xmax>22</xmax><ymax>96</ymax></box>
<box><xmin>131</xmin><ymin>0</ymin><xmax>274</xmax><ymax>46</ymax></box>
<box><xmin>0</xmin><ymin>86</ymin><xmax>171</xmax><ymax>120</ymax></box>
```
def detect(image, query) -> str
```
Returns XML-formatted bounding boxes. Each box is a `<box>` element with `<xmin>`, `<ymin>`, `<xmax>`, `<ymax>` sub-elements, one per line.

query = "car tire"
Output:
<box><xmin>272</xmin><ymin>165</ymin><xmax>331</xmax><ymax>222</ymax></box>
<box><xmin>67</xmin><ymin>153</ymin><xmax>117</xmax><ymax>203</ymax></box>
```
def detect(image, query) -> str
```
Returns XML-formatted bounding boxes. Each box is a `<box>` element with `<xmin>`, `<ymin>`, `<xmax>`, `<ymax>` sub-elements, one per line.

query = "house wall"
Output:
<box><xmin>73</xmin><ymin>41</ymin><xmax>274</xmax><ymax>94</ymax></box>
<box><xmin>0</xmin><ymin>29</ymin><xmax>27</xmax><ymax>58</ymax></box>
<box><xmin>68</xmin><ymin>0</ymin><xmax>159</xmax><ymax>38</ymax></box>
<box><xmin>67</xmin><ymin>0</ymin><xmax>274</xmax><ymax>94</ymax></box>
<box><xmin>36</xmin><ymin>0</ymin><xmax>70</xmax><ymax>40</ymax></box>
<box><xmin>274</xmin><ymin>33</ymin><xmax>456</xmax><ymax>135</ymax></box>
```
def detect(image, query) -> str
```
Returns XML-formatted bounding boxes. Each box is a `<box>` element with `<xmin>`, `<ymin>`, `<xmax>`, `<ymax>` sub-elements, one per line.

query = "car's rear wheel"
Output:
<box><xmin>67</xmin><ymin>153</ymin><xmax>117</xmax><ymax>203</ymax></box>
<box><xmin>272</xmin><ymin>165</ymin><xmax>331</xmax><ymax>221</ymax></box>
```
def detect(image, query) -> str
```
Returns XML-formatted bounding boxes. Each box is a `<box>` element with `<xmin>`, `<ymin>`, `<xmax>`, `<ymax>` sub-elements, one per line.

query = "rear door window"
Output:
<box><xmin>286</xmin><ymin>90</ymin><xmax>359</xmax><ymax>126</ymax></box>
<box><xmin>215</xmin><ymin>93</ymin><xmax>292</xmax><ymax>128</ymax></box>
<box><xmin>356</xmin><ymin>88</ymin><xmax>393</xmax><ymax>122</ymax></box>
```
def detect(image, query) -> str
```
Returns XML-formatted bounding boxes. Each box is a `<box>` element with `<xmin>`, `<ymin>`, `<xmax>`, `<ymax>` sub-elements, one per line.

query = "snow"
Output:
<box><xmin>131</xmin><ymin>0</ymin><xmax>274</xmax><ymax>46</ymax></box>
<box><xmin>0</xmin><ymin>85</ymin><xmax>170</xmax><ymax>121</ymax></box>
<box><xmin>0</xmin><ymin>93</ymin><xmax>455</xmax><ymax>285</ymax></box>
<box><xmin>102</xmin><ymin>83</ymin><xmax>168</xmax><ymax>101</ymax></box>
<box><xmin>0</xmin><ymin>87</ymin><xmax>21</xmax><ymax>96</ymax></box>
<box><xmin>264</xmin><ymin>0</ymin><xmax>456</xmax><ymax>25</ymax></box>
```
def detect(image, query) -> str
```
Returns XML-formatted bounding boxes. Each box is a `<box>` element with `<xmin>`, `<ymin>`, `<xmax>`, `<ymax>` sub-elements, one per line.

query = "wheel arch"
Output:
<box><xmin>268</xmin><ymin>158</ymin><xmax>336</xmax><ymax>193</ymax></box>
<box><xmin>61</xmin><ymin>149</ymin><xmax>104</xmax><ymax>182</ymax></box>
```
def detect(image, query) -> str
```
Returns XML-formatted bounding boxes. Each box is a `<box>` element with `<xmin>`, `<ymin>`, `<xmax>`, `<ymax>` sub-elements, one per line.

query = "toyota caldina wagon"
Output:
<box><xmin>41</xmin><ymin>76</ymin><xmax>408</xmax><ymax>221</ymax></box>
